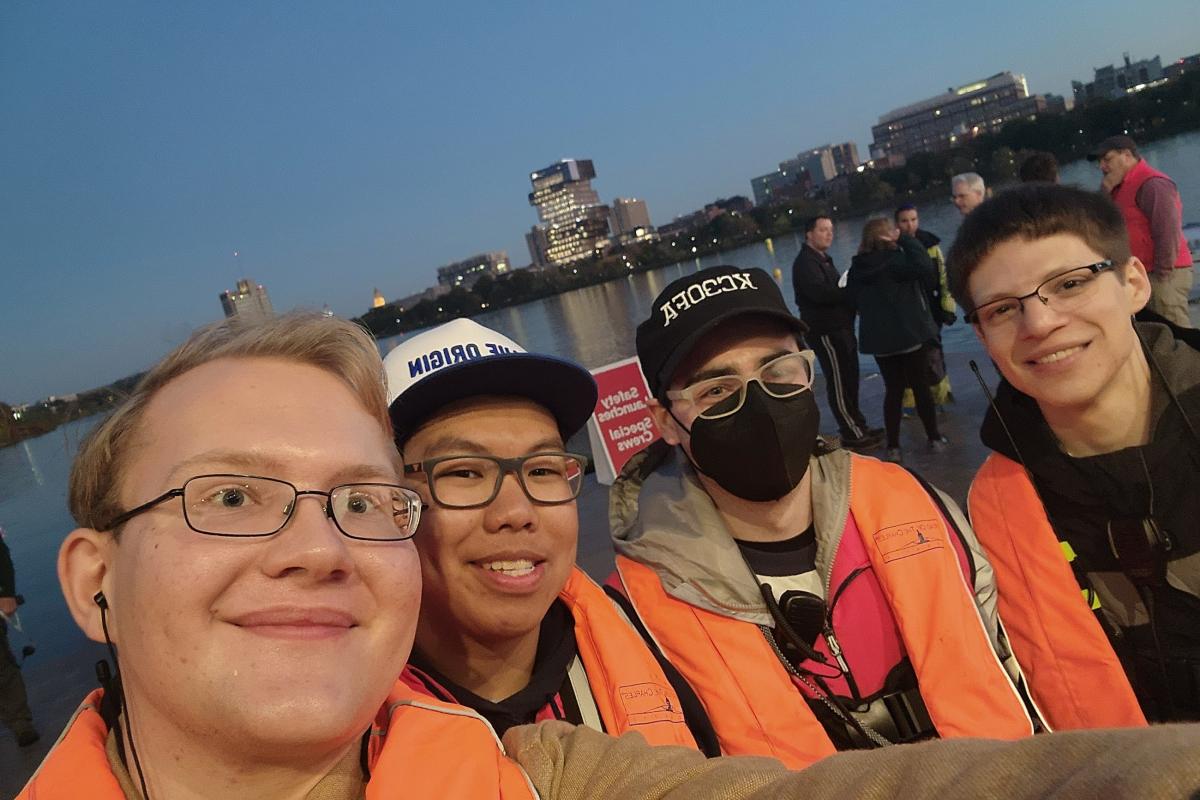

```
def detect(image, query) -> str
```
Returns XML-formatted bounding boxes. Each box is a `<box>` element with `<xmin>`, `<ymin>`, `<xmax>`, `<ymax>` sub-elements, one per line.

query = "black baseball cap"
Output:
<box><xmin>1088</xmin><ymin>135</ymin><xmax>1139</xmax><ymax>161</ymax></box>
<box><xmin>636</xmin><ymin>265</ymin><xmax>808</xmax><ymax>398</ymax></box>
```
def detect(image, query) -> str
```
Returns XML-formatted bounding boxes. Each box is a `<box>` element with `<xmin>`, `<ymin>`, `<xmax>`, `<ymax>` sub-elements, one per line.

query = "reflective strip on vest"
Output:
<box><xmin>558</xmin><ymin>567</ymin><xmax>698</xmax><ymax>748</ymax></box>
<box><xmin>617</xmin><ymin>455</ymin><xmax>1032</xmax><ymax>767</ymax></box>
<box><xmin>968</xmin><ymin>453</ymin><xmax>1147</xmax><ymax>729</ymax></box>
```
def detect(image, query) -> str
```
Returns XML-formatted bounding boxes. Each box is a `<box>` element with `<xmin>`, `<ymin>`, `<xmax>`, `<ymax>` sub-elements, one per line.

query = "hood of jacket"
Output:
<box><xmin>915</xmin><ymin>229</ymin><xmax>942</xmax><ymax>249</ymax></box>
<box><xmin>980</xmin><ymin>321</ymin><xmax>1200</xmax><ymax>498</ymax></box>
<box><xmin>847</xmin><ymin>248</ymin><xmax>896</xmax><ymax>285</ymax></box>
<box><xmin>609</xmin><ymin>439</ymin><xmax>852</xmax><ymax>626</ymax></box>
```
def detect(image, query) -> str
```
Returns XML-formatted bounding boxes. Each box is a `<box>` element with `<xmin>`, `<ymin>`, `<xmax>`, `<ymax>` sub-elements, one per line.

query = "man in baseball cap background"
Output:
<box><xmin>1090</xmin><ymin>134</ymin><xmax>1194</xmax><ymax>326</ymax></box>
<box><xmin>384</xmin><ymin>318</ymin><xmax>717</xmax><ymax>753</ymax></box>
<box><xmin>607</xmin><ymin>265</ymin><xmax>1042</xmax><ymax>767</ymax></box>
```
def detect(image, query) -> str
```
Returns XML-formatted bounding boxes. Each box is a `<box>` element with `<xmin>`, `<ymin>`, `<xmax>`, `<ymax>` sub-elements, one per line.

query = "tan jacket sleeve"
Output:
<box><xmin>504</xmin><ymin>720</ymin><xmax>1200</xmax><ymax>800</ymax></box>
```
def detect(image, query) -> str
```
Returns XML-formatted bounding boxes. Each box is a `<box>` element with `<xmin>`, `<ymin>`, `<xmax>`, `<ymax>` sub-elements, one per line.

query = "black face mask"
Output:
<box><xmin>683</xmin><ymin>383</ymin><xmax>820</xmax><ymax>502</ymax></box>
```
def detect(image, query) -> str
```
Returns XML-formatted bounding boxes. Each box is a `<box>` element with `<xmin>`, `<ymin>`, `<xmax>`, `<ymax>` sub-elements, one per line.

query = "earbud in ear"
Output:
<box><xmin>94</xmin><ymin>591</ymin><xmax>108</xmax><ymax>609</ymax></box>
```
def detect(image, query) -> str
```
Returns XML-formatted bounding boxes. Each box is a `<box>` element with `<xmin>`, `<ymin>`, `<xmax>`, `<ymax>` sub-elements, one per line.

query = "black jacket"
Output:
<box><xmin>0</xmin><ymin>530</ymin><xmax>15</xmax><ymax>598</ymax></box>
<box><xmin>846</xmin><ymin>235</ymin><xmax>937</xmax><ymax>356</ymax></box>
<box><xmin>791</xmin><ymin>243</ymin><xmax>855</xmax><ymax>336</ymax></box>
<box><xmin>980</xmin><ymin>319</ymin><xmax>1200</xmax><ymax>720</ymax></box>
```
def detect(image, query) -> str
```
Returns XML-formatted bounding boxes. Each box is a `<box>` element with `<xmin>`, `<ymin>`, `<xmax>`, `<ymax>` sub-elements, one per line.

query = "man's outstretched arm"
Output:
<box><xmin>505</xmin><ymin>720</ymin><xmax>1200</xmax><ymax>800</ymax></box>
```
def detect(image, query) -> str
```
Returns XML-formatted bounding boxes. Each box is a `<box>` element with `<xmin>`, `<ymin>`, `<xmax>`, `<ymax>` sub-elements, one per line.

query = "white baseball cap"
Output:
<box><xmin>383</xmin><ymin>318</ymin><xmax>598</xmax><ymax>445</ymax></box>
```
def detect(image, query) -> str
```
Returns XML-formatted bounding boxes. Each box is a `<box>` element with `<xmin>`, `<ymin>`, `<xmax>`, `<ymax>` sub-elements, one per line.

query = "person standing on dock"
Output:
<box><xmin>791</xmin><ymin>216</ymin><xmax>882</xmax><ymax>450</ymax></box>
<box><xmin>951</xmin><ymin>173</ymin><xmax>986</xmax><ymax>216</ymax></box>
<box><xmin>1090</xmin><ymin>135</ymin><xmax>1194</xmax><ymax>328</ymax></box>
<box><xmin>949</xmin><ymin>183</ymin><xmax>1199</xmax><ymax>725</ymax></box>
<box><xmin>608</xmin><ymin>265</ymin><xmax>1053</xmax><ymax>769</ymax></box>
<box><xmin>384</xmin><ymin>318</ymin><xmax>715</xmax><ymax>753</ymax></box>
<box><xmin>0</xmin><ymin>526</ymin><xmax>38</xmax><ymax>748</ymax></box>
<box><xmin>896</xmin><ymin>203</ymin><xmax>956</xmax><ymax>412</ymax></box>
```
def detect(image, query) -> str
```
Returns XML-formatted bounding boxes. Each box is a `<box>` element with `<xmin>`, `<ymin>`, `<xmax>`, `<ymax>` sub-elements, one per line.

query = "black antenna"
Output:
<box><xmin>968</xmin><ymin>361</ymin><xmax>1052</xmax><ymax>509</ymax></box>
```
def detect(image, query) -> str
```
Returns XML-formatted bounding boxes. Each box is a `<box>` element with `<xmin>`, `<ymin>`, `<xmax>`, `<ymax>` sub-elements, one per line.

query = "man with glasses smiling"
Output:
<box><xmin>950</xmin><ymin>183</ymin><xmax>1200</xmax><ymax>725</ymax></box>
<box><xmin>608</xmin><ymin>266</ymin><xmax>1048</xmax><ymax>768</ymax></box>
<box><xmin>384</xmin><ymin>318</ymin><xmax>716</xmax><ymax>752</ymax></box>
<box><xmin>23</xmin><ymin>312</ymin><xmax>544</xmax><ymax>799</ymax></box>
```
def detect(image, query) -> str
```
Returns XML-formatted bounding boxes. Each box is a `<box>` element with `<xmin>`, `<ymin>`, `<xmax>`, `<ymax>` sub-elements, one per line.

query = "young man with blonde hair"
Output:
<box><xmin>22</xmin><ymin>312</ymin><xmax>534</xmax><ymax>799</ymax></box>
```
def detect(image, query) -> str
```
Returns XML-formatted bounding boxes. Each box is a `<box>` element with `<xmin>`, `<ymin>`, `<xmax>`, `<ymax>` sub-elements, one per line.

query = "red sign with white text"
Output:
<box><xmin>586</xmin><ymin>357</ymin><xmax>661</xmax><ymax>485</ymax></box>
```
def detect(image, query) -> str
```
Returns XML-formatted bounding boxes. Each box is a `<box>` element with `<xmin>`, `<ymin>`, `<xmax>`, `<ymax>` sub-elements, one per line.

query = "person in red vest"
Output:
<box><xmin>384</xmin><ymin>318</ymin><xmax>717</xmax><ymax>753</ymax></box>
<box><xmin>1091</xmin><ymin>134</ymin><xmax>1194</xmax><ymax>327</ymax></box>
<box><xmin>607</xmin><ymin>265</ymin><xmax>1062</xmax><ymax>770</ymax></box>
<box><xmin>948</xmin><ymin>182</ymin><xmax>1199</xmax><ymax>723</ymax></box>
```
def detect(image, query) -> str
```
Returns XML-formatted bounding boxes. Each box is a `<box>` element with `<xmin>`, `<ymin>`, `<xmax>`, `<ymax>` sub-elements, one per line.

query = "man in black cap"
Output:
<box><xmin>1090</xmin><ymin>134</ymin><xmax>1194</xmax><ymax>327</ymax></box>
<box><xmin>606</xmin><ymin>266</ymin><xmax>1043</xmax><ymax>768</ymax></box>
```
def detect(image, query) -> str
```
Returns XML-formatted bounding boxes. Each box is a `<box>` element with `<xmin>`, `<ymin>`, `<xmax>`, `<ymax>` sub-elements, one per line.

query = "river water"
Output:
<box><xmin>2</xmin><ymin>131</ymin><xmax>1199</xmax><ymax>774</ymax></box>
<box><xmin>380</xmin><ymin>131</ymin><xmax>1200</xmax><ymax>371</ymax></box>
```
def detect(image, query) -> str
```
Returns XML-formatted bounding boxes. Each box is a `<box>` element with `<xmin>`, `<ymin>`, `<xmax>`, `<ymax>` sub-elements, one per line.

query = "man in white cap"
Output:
<box><xmin>383</xmin><ymin>318</ymin><xmax>718</xmax><ymax>753</ymax></box>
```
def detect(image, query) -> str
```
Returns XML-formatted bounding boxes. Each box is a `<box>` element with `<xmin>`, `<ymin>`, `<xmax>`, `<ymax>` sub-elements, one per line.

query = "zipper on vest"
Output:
<box><xmin>824</xmin><ymin>628</ymin><xmax>851</xmax><ymax>674</ymax></box>
<box><xmin>761</xmin><ymin>625</ymin><xmax>892</xmax><ymax>748</ymax></box>
<box><xmin>824</xmin><ymin>565</ymin><xmax>869</xmax><ymax>701</ymax></box>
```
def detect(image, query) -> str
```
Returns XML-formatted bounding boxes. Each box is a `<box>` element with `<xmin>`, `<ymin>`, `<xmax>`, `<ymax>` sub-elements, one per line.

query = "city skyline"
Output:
<box><xmin>3</xmin><ymin>1</ymin><xmax>1197</xmax><ymax>403</ymax></box>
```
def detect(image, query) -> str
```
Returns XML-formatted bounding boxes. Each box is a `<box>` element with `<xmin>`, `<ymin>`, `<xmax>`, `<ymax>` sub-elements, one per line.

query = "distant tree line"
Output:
<box><xmin>1</xmin><ymin>373</ymin><xmax>143</xmax><ymax>448</ymax></box>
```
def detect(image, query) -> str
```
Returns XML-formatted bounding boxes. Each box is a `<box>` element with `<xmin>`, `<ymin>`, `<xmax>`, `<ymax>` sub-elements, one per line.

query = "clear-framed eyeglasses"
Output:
<box><xmin>101</xmin><ymin>474</ymin><xmax>422</xmax><ymax>541</ymax></box>
<box><xmin>665</xmin><ymin>350</ymin><xmax>816</xmax><ymax>420</ymax></box>
<box><xmin>966</xmin><ymin>260</ymin><xmax>1115</xmax><ymax>330</ymax></box>
<box><xmin>404</xmin><ymin>452</ymin><xmax>588</xmax><ymax>509</ymax></box>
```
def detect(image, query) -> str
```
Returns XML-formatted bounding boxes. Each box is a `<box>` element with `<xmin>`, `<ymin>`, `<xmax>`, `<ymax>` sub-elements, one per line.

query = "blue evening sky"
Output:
<box><xmin>2</xmin><ymin>0</ymin><xmax>1196</xmax><ymax>403</ymax></box>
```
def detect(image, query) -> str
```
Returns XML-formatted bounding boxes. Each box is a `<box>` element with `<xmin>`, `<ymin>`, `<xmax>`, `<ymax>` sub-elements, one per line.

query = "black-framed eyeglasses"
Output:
<box><xmin>404</xmin><ymin>452</ymin><xmax>587</xmax><ymax>509</ymax></box>
<box><xmin>101</xmin><ymin>474</ymin><xmax>422</xmax><ymax>541</ymax></box>
<box><xmin>966</xmin><ymin>260</ymin><xmax>1115</xmax><ymax>329</ymax></box>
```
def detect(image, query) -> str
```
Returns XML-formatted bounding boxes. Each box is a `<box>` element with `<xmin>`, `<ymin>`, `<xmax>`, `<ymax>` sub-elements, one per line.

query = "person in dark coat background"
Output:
<box><xmin>847</xmin><ymin>217</ymin><xmax>948</xmax><ymax>462</ymax></box>
<box><xmin>0</xmin><ymin>526</ymin><xmax>38</xmax><ymax>747</ymax></box>
<box><xmin>791</xmin><ymin>215</ymin><xmax>881</xmax><ymax>449</ymax></box>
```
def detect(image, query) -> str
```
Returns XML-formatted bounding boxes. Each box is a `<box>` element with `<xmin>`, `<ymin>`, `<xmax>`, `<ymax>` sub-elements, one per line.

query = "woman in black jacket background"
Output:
<box><xmin>847</xmin><ymin>217</ymin><xmax>948</xmax><ymax>461</ymax></box>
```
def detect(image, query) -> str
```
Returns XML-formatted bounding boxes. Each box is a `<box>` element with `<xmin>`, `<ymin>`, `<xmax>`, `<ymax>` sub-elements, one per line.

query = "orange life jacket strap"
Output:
<box><xmin>558</xmin><ymin>567</ymin><xmax>697</xmax><ymax>748</ymax></box>
<box><xmin>616</xmin><ymin>555</ymin><xmax>837</xmax><ymax>768</ymax></box>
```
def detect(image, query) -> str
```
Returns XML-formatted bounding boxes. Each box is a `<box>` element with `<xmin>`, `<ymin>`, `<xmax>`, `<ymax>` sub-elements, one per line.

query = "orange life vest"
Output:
<box><xmin>617</xmin><ymin>455</ymin><xmax>1032</xmax><ymax>769</ymax></box>
<box><xmin>968</xmin><ymin>453</ymin><xmax>1147</xmax><ymax>729</ymax></box>
<box><xmin>557</xmin><ymin>567</ymin><xmax>697</xmax><ymax>747</ymax></box>
<box><xmin>19</xmin><ymin>686</ymin><xmax>538</xmax><ymax>799</ymax></box>
<box><xmin>404</xmin><ymin>567</ymin><xmax>697</xmax><ymax>749</ymax></box>
<box><xmin>1110</xmin><ymin>158</ymin><xmax>1192</xmax><ymax>270</ymax></box>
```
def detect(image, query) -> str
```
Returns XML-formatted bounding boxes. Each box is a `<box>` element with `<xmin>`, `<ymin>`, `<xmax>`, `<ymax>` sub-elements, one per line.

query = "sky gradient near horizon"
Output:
<box><xmin>2</xmin><ymin>0</ymin><xmax>1197</xmax><ymax>403</ymax></box>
